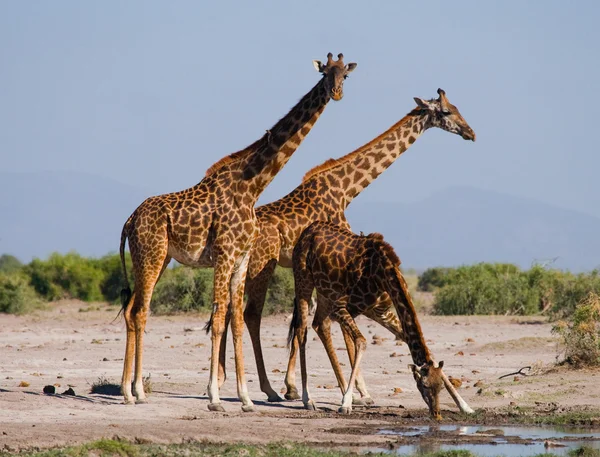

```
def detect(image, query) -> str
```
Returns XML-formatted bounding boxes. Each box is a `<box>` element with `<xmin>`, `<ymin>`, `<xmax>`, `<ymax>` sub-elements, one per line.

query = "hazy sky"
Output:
<box><xmin>1</xmin><ymin>1</ymin><xmax>599</xmax><ymax>217</ymax></box>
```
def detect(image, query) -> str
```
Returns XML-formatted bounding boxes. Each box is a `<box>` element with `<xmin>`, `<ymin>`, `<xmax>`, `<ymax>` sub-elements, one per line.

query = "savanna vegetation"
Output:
<box><xmin>1</xmin><ymin>251</ymin><xmax>600</xmax><ymax>324</ymax></box>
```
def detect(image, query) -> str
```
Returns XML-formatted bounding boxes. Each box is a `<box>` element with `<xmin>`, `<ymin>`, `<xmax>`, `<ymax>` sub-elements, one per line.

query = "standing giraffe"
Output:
<box><xmin>288</xmin><ymin>221</ymin><xmax>474</xmax><ymax>418</ymax></box>
<box><xmin>234</xmin><ymin>89</ymin><xmax>475</xmax><ymax>402</ymax></box>
<box><xmin>118</xmin><ymin>53</ymin><xmax>357</xmax><ymax>412</ymax></box>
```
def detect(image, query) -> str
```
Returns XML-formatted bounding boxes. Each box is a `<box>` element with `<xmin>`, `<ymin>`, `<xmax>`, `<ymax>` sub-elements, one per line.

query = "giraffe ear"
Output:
<box><xmin>414</xmin><ymin>97</ymin><xmax>435</xmax><ymax>111</ymax></box>
<box><xmin>345</xmin><ymin>62</ymin><xmax>357</xmax><ymax>73</ymax></box>
<box><xmin>313</xmin><ymin>60</ymin><xmax>325</xmax><ymax>73</ymax></box>
<box><xmin>437</xmin><ymin>360</ymin><xmax>444</xmax><ymax>369</ymax></box>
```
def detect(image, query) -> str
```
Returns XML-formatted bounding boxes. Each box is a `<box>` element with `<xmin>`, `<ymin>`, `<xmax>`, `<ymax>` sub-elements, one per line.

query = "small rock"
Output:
<box><xmin>43</xmin><ymin>385</ymin><xmax>56</xmax><ymax>394</ymax></box>
<box><xmin>62</xmin><ymin>388</ymin><xmax>76</xmax><ymax>396</ymax></box>
<box><xmin>102</xmin><ymin>357</ymin><xmax>109</xmax><ymax>362</ymax></box>
<box><xmin>18</xmin><ymin>381</ymin><xmax>30</xmax><ymax>388</ymax></box>
<box><xmin>466</xmin><ymin>338</ymin><xmax>475</xmax><ymax>343</ymax></box>
<box><xmin>455</xmin><ymin>351</ymin><xmax>464</xmax><ymax>356</ymax></box>
<box><xmin>513</xmin><ymin>376</ymin><xmax>520</xmax><ymax>382</ymax></box>
<box><xmin>392</xmin><ymin>387</ymin><xmax>403</xmax><ymax>394</ymax></box>
<box><xmin>473</xmin><ymin>380</ymin><xmax>485</xmax><ymax>388</ymax></box>
<box><xmin>448</xmin><ymin>376</ymin><xmax>462</xmax><ymax>389</ymax></box>
<box><xmin>544</xmin><ymin>441</ymin><xmax>566</xmax><ymax>448</ymax></box>
<box><xmin>272</xmin><ymin>368</ymin><xmax>281</xmax><ymax>373</ymax></box>
<box><xmin>389</xmin><ymin>352</ymin><xmax>398</xmax><ymax>358</ymax></box>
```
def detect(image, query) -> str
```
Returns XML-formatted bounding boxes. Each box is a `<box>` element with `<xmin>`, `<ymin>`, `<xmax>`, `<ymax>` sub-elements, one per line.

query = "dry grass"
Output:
<box><xmin>90</xmin><ymin>374</ymin><xmax>152</xmax><ymax>396</ymax></box>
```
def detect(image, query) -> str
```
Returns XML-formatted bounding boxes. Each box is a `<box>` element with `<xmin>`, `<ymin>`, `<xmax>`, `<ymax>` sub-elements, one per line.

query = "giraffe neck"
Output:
<box><xmin>210</xmin><ymin>78</ymin><xmax>330</xmax><ymax>199</ymax></box>
<box><xmin>303</xmin><ymin>109</ymin><xmax>429</xmax><ymax>207</ymax></box>
<box><xmin>386</xmin><ymin>263</ymin><xmax>432</xmax><ymax>366</ymax></box>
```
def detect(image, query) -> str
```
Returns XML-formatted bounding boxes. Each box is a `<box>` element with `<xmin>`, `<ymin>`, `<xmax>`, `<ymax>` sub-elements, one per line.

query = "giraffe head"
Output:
<box><xmin>313</xmin><ymin>52</ymin><xmax>357</xmax><ymax>101</ymax></box>
<box><xmin>414</xmin><ymin>88</ymin><xmax>476</xmax><ymax>141</ymax></box>
<box><xmin>409</xmin><ymin>360</ymin><xmax>445</xmax><ymax>420</ymax></box>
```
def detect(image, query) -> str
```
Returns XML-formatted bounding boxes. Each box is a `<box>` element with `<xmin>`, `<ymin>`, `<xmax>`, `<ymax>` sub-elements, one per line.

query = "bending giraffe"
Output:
<box><xmin>288</xmin><ymin>221</ymin><xmax>474</xmax><ymax>418</ymax></box>
<box><xmin>118</xmin><ymin>53</ymin><xmax>357</xmax><ymax>412</ymax></box>
<box><xmin>229</xmin><ymin>88</ymin><xmax>474</xmax><ymax>402</ymax></box>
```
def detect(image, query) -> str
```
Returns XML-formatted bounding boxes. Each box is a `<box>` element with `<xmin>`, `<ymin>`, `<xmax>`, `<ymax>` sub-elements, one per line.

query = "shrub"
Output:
<box><xmin>417</xmin><ymin>267</ymin><xmax>452</xmax><ymax>292</ymax></box>
<box><xmin>545</xmin><ymin>270</ymin><xmax>600</xmax><ymax>319</ymax></box>
<box><xmin>96</xmin><ymin>253</ymin><xmax>133</xmax><ymax>303</ymax></box>
<box><xmin>25</xmin><ymin>252</ymin><xmax>105</xmax><ymax>301</ymax></box>
<box><xmin>0</xmin><ymin>273</ymin><xmax>44</xmax><ymax>314</ymax></box>
<box><xmin>151</xmin><ymin>266</ymin><xmax>213</xmax><ymax>314</ymax></box>
<box><xmin>432</xmin><ymin>263</ymin><xmax>540</xmax><ymax>315</ymax></box>
<box><xmin>264</xmin><ymin>266</ymin><xmax>295</xmax><ymax>315</ymax></box>
<box><xmin>0</xmin><ymin>254</ymin><xmax>23</xmax><ymax>274</ymax></box>
<box><xmin>552</xmin><ymin>292</ymin><xmax>600</xmax><ymax>367</ymax></box>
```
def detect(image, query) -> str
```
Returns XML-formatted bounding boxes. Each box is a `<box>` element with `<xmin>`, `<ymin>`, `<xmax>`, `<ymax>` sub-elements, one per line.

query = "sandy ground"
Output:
<box><xmin>1</xmin><ymin>301</ymin><xmax>598</xmax><ymax>453</ymax></box>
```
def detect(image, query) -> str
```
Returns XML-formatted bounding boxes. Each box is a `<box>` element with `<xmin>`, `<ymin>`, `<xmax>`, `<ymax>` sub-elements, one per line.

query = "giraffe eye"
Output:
<box><xmin>441</xmin><ymin>109</ymin><xmax>451</xmax><ymax>115</ymax></box>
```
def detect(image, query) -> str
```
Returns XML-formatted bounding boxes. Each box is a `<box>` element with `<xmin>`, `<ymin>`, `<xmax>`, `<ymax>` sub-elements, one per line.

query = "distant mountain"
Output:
<box><xmin>346</xmin><ymin>186</ymin><xmax>600</xmax><ymax>272</ymax></box>
<box><xmin>0</xmin><ymin>171</ymin><xmax>151</xmax><ymax>261</ymax></box>
<box><xmin>1</xmin><ymin>173</ymin><xmax>598</xmax><ymax>272</ymax></box>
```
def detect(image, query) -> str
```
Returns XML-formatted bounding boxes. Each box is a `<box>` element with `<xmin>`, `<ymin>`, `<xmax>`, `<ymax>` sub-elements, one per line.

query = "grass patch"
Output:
<box><xmin>3</xmin><ymin>440</ymin><xmax>485</xmax><ymax>457</ymax></box>
<box><xmin>89</xmin><ymin>375</ymin><xmax>152</xmax><ymax>396</ymax></box>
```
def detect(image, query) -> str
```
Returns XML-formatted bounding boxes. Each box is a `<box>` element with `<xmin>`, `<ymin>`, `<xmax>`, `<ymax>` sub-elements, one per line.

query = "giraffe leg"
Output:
<box><xmin>340</xmin><ymin>324</ymin><xmax>373</xmax><ymax>406</ymax></box>
<box><xmin>367</xmin><ymin>293</ymin><xmax>406</xmax><ymax>342</ymax></box>
<box><xmin>207</xmin><ymin>256</ymin><xmax>236</xmax><ymax>412</ymax></box>
<box><xmin>229</xmin><ymin>250</ymin><xmax>254</xmax><ymax>412</ymax></box>
<box><xmin>218</xmin><ymin>309</ymin><xmax>230</xmax><ymax>388</ymax></box>
<box><xmin>244</xmin><ymin>260</ymin><xmax>283</xmax><ymax>402</ymax></box>
<box><xmin>311</xmin><ymin>298</ymin><xmax>349</xmax><ymax>395</ymax></box>
<box><xmin>122</xmin><ymin>251</ymin><xmax>170</xmax><ymax>404</ymax></box>
<box><xmin>296</xmin><ymin>293</ymin><xmax>315</xmax><ymax>410</ymax></box>
<box><xmin>283</xmin><ymin>325</ymin><xmax>300</xmax><ymax>400</ymax></box>
<box><xmin>337</xmin><ymin>309</ymin><xmax>367</xmax><ymax>414</ymax></box>
<box><xmin>121</xmin><ymin>291</ymin><xmax>137</xmax><ymax>404</ymax></box>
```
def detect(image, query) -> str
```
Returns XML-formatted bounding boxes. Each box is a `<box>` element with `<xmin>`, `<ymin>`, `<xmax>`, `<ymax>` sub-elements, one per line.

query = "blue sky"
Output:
<box><xmin>1</xmin><ymin>1</ymin><xmax>599</xmax><ymax>217</ymax></box>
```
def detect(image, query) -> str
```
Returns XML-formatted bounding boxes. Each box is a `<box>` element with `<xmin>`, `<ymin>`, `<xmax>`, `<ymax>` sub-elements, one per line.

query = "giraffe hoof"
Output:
<box><xmin>352</xmin><ymin>397</ymin><xmax>366</xmax><ymax>406</ymax></box>
<box><xmin>135</xmin><ymin>398</ymin><xmax>148</xmax><ymax>404</ymax></box>
<box><xmin>363</xmin><ymin>397</ymin><xmax>375</xmax><ymax>406</ymax></box>
<box><xmin>285</xmin><ymin>390</ymin><xmax>301</xmax><ymax>401</ymax></box>
<box><xmin>241</xmin><ymin>404</ymin><xmax>255</xmax><ymax>413</ymax></box>
<box><xmin>304</xmin><ymin>402</ymin><xmax>317</xmax><ymax>411</ymax></box>
<box><xmin>123</xmin><ymin>399</ymin><xmax>135</xmax><ymax>405</ymax></box>
<box><xmin>338</xmin><ymin>406</ymin><xmax>352</xmax><ymax>415</ymax></box>
<box><xmin>208</xmin><ymin>403</ymin><xmax>226</xmax><ymax>412</ymax></box>
<box><xmin>267</xmin><ymin>393</ymin><xmax>285</xmax><ymax>402</ymax></box>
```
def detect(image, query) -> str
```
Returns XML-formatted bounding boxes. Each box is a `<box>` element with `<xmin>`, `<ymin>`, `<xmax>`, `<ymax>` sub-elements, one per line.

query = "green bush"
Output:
<box><xmin>0</xmin><ymin>273</ymin><xmax>44</xmax><ymax>314</ymax></box>
<box><xmin>96</xmin><ymin>253</ymin><xmax>133</xmax><ymax>303</ymax></box>
<box><xmin>552</xmin><ymin>292</ymin><xmax>600</xmax><ymax>367</ymax></box>
<box><xmin>25</xmin><ymin>252</ymin><xmax>105</xmax><ymax>301</ymax></box>
<box><xmin>544</xmin><ymin>270</ymin><xmax>600</xmax><ymax>318</ymax></box>
<box><xmin>0</xmin><ymin>254</ymin><xmax>23</xmax><ymax>274</ymax></box>
<box><xmin>417</xmin><ymin>267</ymin><xmax>452</xmax><ymax>292</ymax></box>
<box><xmin>432</xmin><ymin>263</ymin><xmax>541</xmax><ymax>316</ymax></box>
<box><xmin>151</xmin><ymin>266</ymin><xmax>214</xmax><ymax>314</ymax></box>
<box><xmin>264</xmin><ymin>266</ymin><xmax>295</xmax><ymax>315</ymax></box>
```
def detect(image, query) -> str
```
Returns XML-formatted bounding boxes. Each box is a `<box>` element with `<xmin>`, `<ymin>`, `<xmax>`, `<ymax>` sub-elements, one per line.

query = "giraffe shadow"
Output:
<box><xmin>20</xmin><ymin>390</ymin><xmax>115</xmax><ymax>405</ymax></box>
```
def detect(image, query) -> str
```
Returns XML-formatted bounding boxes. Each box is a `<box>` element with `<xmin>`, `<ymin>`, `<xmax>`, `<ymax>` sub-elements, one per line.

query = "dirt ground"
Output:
<box><xmin>1</xmin><ymin>301</ymin><xmax>599</xmax><ymax>453</ymax></box>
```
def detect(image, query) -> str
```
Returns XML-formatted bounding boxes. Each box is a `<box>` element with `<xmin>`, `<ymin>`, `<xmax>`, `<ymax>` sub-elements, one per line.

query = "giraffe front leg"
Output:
<box><xmin>230</xmin><ymin>250</ymin><xmax>254</xmax><ymax>412</ymax></box>
<box><xmin>341</xmin><ymin>325</ymin><xmax>373</xmax><ymax>407</ymax></box>
<box><xmin>207</xmin><ymin>258</ymin><xmax>235</xmax><ymax>412</ymax></box>
<box><xmin>338</xmin><ymin>309</ymin><xmax>367</xmax><ymax>414</ymax></box>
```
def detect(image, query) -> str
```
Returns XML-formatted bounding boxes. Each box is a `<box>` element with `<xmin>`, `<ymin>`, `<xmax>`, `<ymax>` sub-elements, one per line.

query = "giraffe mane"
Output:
<box><xmin>204</xmin><ymin>138</ymin><xmax>264</xmax><ymax>177</ymax></box>
<box><xmin>300</xmin><ymin>109</ymin><xmax>420</xmax><ymax>183</ymax></box>
<box><xmin>379</xmin><ymin>240</ymin><xmax>401</xmax><ymax>267</ymax></box>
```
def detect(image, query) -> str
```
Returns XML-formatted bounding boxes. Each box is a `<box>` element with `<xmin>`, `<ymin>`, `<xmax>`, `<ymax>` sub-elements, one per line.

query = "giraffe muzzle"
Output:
<box><xmin>331</xmin><ymin>89</ymin><xmax>343</xmax><ymax>101</ymax></box>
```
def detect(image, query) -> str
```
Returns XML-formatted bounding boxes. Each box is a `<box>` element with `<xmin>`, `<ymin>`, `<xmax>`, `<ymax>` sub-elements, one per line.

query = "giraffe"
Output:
<box><xmin>234</xmin><ymin>88</ymin><xmax>475</xmax><ymax>402</ymax></box>
<box><xmin>118</xmin><ymin>53</ymin><xmax>357</xmax><ymax>412</ymax></box>
<box><xmin>288</xmin><ymin>221</ymin><xmax>474</xmax><ymax>418</ymax></box>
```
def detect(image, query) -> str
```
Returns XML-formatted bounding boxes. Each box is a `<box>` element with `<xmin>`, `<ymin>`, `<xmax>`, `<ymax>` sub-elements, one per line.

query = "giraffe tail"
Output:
<box><xmin>287</xmin><ymin>297</ymin><xmax>299</xmax><ymax>349</ymax></box>
<box><xmin>119</xmin><ymin>217</ymin><xmax>133</xmax><ymax>312</ymax></box>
